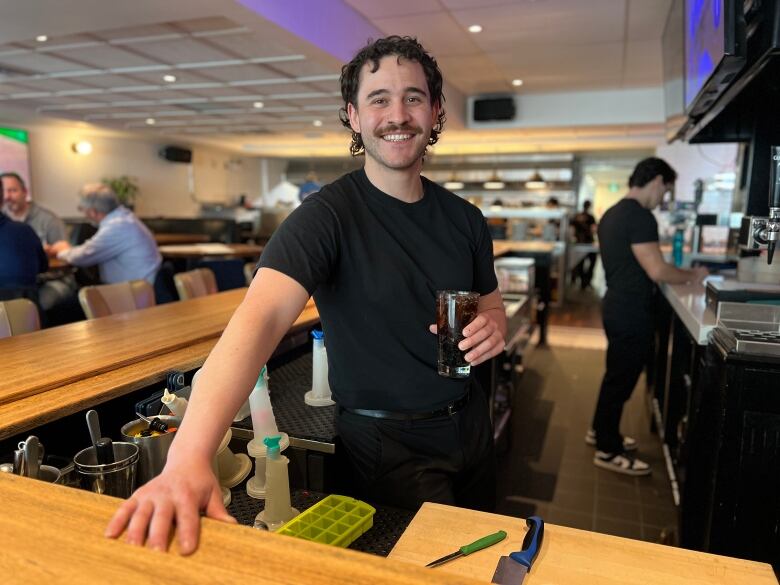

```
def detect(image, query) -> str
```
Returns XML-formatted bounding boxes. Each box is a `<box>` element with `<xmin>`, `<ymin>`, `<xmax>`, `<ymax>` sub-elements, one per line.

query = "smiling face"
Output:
<box><xmin>347</xmin><ymin>56</ymin><xmax>439</xmax><ymax>176</ymax></box>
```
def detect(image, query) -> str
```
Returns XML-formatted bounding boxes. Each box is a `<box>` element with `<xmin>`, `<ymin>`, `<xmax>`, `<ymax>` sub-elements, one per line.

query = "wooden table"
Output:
<box><xmin>0</xmin><ymin>474</ymin><xmax>480</xmax><ymax>585</ymax></box>
<box><xmin>389</xmin><ymin>503</ymin><xmax>777</xmax><ymax>585</ymax></box>
<box><xmin>153</xmin><ymin>233</ymin><xmax>211</xmax><ymax>245</ymax></box>
<box><xmin>159</xmin><ymin>243</ymin><xmax>264</xmax><ymax>259</ymax></box>
<box><xmin>0</xmin><ymin>290</ymin><xmax>319</xmax><ymax>439</ymax></box>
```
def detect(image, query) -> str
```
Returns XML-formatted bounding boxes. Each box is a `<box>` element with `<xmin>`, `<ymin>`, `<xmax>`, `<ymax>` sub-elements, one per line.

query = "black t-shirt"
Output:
<box><xmin>258</xmin><ymin>169</ymin><xmax>497</xmax><ymax>411</ymax></box>
<box><xmin>598</xmin><ymin>199</ymin><xmax>658</xmax><ymax>302</ymax></box>
<box><xmin>572</xmin><ymin>211</ymin><xmax>596</xmax><ymax>244</ymax></box>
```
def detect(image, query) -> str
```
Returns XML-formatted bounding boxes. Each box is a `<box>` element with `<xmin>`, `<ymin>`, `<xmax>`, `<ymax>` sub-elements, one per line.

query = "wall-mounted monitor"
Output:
<box><xmin>684</xmin><ymin>0</ymin><xmax>746</xmax><ymax>117</ymax></box>
<box><xmin>0</xmin><ymin>127</ymin><xmax>31</xmax><ymax>189</ymax></box>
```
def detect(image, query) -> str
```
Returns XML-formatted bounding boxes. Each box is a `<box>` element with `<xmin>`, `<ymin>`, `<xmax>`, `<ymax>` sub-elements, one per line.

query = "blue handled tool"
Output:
<box><xmin>491</xmin><ymin>516</ymin><xmax>544</xmax><ymax>584</ymax></box>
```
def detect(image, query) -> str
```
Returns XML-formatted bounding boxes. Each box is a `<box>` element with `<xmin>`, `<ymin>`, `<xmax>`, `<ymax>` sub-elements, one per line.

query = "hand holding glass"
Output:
<box><xmin>436</xmin><ymin>290</ymin><xmax>480</xmax><ymax>378</ymax></box>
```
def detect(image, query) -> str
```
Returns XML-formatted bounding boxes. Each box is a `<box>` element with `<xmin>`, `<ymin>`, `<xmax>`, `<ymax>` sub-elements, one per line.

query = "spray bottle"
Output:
<box><xmin>253</xmin><ymin>434</ymin><xmax>298</xmax><ymax>531</ymax></box>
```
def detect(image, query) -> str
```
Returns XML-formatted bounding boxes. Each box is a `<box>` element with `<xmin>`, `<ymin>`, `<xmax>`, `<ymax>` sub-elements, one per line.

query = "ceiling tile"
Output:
<box><xmin>194</xmin><ymin>64</ymin><xmax>282</xmax><ymax>83</ymax></box>
<box><xmin>0</xmin><ymin>52</ymin><xmax>89</xmax><ymax>74</ymax></box>
<box><xmin>54</xmin><ymin>45</ymin><xmax>161</xmax><ymax>70</ymax></box>
<box><xmin>623</xmin><ymin>39</ymin><xmax>662</xmax><ymax>85</ymax></box>
<box><xmin>628</xmin><ymin>0</ymin><xmax>673</xmax><ymax>41</ymax></box>
<box><xmin>450</xmin><ymin>0</ymin><xmax>627</xmax><ymax>46</ymax></box>
<box><xmin>268</xmin><ymin>60</ymin><xmax>338</xmax><ymax>78</ymax></box>
<box><xmin>204</xmin><ymin>34</ymin><xmax>298</xmax><ymax>60</ymax></box>
<box><xmin>127</xmin><ymin>38</ymin><xmax>233</xmax><ymax>65</ymax></box>
<box><xmin>344</xmin><ymin>0</ymin><xmax>442</xmax><ymax>18</ymax></box>
<box><xmin>372</xmin><ymin>12</ymin><xmax>482</xmax><ymax>57</ymax></box>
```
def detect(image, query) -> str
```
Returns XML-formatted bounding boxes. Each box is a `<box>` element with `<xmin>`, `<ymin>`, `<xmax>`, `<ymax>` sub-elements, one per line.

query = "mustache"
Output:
<box><xmin>374</xmin><ymin>124</ymin><xmax>422</xmax><ymax>137</ymax></box>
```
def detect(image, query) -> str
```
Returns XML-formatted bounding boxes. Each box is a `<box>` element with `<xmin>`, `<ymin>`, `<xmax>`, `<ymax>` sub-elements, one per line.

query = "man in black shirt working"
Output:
<box><xmin>107</xmin><ymin>36</ymin><xmax>506</xmax><ymax>554</ymax></box>
<box><xmin>588</xmin><ymin>158</ymin><xmax>707</xmax><ymax>476</ymax></box>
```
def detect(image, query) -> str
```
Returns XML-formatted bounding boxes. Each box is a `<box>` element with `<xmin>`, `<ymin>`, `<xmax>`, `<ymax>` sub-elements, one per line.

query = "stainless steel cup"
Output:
<box><xmin>121</xmin><ymin>415</ymin><xmax>181</xmax><ymax>486</ymax></box>
<box><xmin>73</xmin><ymin>442</ymin><xmax>139</xmax><ymax>498</ymax></box>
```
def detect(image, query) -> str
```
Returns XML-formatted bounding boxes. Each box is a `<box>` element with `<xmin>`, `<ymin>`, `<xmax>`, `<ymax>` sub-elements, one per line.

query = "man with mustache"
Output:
<box><xmin>107</xmin><ymin>36</ymin><xmax>506</xmax><ymax>555</ymax></box>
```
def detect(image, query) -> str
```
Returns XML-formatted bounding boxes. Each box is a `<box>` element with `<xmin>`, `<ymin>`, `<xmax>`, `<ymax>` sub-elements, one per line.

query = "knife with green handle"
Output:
<box><xmin>426</xmin><ymin>530</ymin><xmax>507</xmax><ymax>568</ymax></box>
<box><xmin>491</xmin><ymin>516</ymin><xmax>544</xmax><ymax>584</ymax></box>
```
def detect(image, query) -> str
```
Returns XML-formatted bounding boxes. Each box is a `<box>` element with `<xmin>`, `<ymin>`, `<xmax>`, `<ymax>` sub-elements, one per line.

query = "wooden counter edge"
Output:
<box><xmin>0</xmin><ymin>300</ymin><xmax>320</xmax><ymax>440</ymax></box>
<box><xmin>0</xmin><ymin>474</ymin><xmax>483</xmax><ymax>585</ymax></box>
<box><xmin>389</xmin><ymin>502</ymin><xmax>778</xmax><ymax>585</ymax></box>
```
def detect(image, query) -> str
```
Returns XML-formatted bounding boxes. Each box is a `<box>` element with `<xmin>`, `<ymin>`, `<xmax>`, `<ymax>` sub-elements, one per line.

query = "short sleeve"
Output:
<box><xmin>257</xmin><ymin>197</ymin><xmax>339</xmax><ymax>295</ymax></box>
<box><xmin>473</xmin><ymin>214</ymin><xmax>499</xmax><ymax>295</ymax></box>
<box><xmin>628</xmin><ymin>207</ymin><xmax>659</xmax><ymax>245</ymax></box>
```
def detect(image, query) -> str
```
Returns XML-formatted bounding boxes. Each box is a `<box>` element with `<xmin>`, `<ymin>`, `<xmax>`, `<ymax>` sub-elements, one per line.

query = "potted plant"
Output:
<box><xmin>101</xmin><ymin>175</ymin><xmax>139</xmax><ymax>208</ymax></box>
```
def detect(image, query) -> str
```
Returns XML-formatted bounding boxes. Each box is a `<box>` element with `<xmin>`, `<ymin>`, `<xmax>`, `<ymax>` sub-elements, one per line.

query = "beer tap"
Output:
<box><xmin>766</xmin><ymin>146</ymin><xmax>780</xmax><ymax>264</ymax></box>
<box><xmin>739</xmin><ymin>145</ymin><xmax>780</xmax><ymax>263</ymax></box>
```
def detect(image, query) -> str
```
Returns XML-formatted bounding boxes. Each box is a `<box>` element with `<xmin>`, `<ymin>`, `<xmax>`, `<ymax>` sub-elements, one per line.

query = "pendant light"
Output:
<box><xmin>525</xmin><ymin>169</ymin><xmax>547</xmax><ymax>189</ymax></box>
<box><xmin>483</xmin><ymin>169</ymin><xmax>505</xmax><ymax>190</ymax></box>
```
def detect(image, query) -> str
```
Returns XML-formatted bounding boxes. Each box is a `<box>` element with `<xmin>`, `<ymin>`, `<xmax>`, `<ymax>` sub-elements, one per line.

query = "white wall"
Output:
<box><xmin>655</xmin><ymin>141</ymin><xmax>739</xmax><ymax>202</ymax></box>
<box><xmin>21</xmin><ymin>123</ymin><xmax>265</xmax><ymax>218</ymax></box>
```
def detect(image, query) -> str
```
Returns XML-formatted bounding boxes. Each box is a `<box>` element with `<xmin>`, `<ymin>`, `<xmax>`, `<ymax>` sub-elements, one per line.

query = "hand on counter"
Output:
<box><xmin>105</xmin><ymin>457</ymin><xmax>236</xmax><ymax>554</ymax></box>
<box><xmin>428</xmin><ymin>311</ymin><xmax>505</xmax><ymax>367</ymax></box>
<box><xmin>690</xmin><ymin>266</ymin><xmax>710</xmax><ymax>283</ymax></box>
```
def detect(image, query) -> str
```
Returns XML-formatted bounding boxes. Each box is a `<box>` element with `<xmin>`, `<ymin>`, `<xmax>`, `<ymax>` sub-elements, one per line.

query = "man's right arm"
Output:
<box><xmin>632</xmin><ymin>241</ymin><xmax>708</xmax><ymax>284</ymax></box>
<box><xmin>105</xmin><ymin>267</ymin><xmax>310</xmax><ymax>554</ymax></box>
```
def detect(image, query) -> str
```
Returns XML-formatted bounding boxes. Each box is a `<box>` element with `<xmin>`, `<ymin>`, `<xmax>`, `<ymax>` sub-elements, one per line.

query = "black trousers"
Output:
<box><xmin>572</xmin><ymin>252</ymin><xmax>598</xmax><ymax>288</ymax></box>
<box><xmin>335</xmin><ymin>387</ymin><xmax>496</xmax><ymax>512</ymax></box>
<box><xmin>592</xmin><ymin>294</ymin><xmax>655</xmax><ymax>454</ymax></box>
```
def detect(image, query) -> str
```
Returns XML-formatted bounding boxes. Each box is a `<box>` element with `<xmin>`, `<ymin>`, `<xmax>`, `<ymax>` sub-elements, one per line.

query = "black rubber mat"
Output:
<box><xmin>233</xmin><ymin>352</ymin><xmax>337</xmax><ymax>444</ymax></box>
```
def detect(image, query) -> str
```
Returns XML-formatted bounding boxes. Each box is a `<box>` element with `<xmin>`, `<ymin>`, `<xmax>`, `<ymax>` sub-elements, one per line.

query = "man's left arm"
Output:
<box><xmin>460</xmin><ymin>287</ymin><xmax>507</xmax><ymax>366</ymax></box>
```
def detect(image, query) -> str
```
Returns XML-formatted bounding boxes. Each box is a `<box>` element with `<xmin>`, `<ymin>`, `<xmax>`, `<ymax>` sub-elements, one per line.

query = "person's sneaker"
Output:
<box><xmin>593</xmin><ymin>451</ymin><xmax>651</xmax><ymax>476</ymax></box>
<box><xmin>585</xmin><ymin>428</ymin><xmax>637</xmax><ymax>452</ymax></box>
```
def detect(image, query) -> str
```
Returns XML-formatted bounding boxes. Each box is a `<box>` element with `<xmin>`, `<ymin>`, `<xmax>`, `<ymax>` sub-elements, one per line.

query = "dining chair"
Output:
<box><xmin>0</xmin><ymin>298</ymin><xmax>41</xmax><ymax>338</ymax></box>
<box><xmin>78</xmin><ymin>280</ymin><xmax>156</xmax><ymax>319</ymax></box>
<box><xmin>173</xmin><ymin>268</ymin><xmax>218</xmax><ymax>301</ymax></box>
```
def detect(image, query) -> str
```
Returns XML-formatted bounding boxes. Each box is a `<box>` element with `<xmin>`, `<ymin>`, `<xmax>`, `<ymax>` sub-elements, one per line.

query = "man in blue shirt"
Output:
<box><xmin>0</xmin><ymin>185</ymin><xmax>48</xmax><ymax>293</ymax></box>
<box><xmin>47</xmin><ymin>184</ymin><xmax>161</xmax><ymax>284</ymax></box>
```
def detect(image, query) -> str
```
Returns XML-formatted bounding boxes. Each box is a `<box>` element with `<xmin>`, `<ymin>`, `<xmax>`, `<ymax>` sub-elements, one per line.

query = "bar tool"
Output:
<box><xmin>86</xmin><ymin>409</ymin><xmax>101</xmax><ymax>449</ymax></box>
<box><xmin>137</xmin><ymin>413</ymin><xmax>169</xmax><ymax>433</ymax></box>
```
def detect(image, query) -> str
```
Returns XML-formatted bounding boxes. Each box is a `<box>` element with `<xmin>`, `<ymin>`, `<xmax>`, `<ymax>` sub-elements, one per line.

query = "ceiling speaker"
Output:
<box><xmin>159</xmin><ymin>146</ymin><xmax>192</xmax><ymax>163</ymax></box>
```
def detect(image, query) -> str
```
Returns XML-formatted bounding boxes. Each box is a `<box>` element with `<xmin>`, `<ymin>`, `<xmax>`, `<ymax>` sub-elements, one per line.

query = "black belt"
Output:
<box><xmin>345</xmin><ymin>390</ymin><xmax>471</xmax><ymax>421</ymax></box>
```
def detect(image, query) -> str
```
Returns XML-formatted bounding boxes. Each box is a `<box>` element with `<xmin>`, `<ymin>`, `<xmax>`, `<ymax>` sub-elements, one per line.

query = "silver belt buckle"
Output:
<box><xmin>447</xmin><ymin>402</ymin><xmax>456</xmax><ymax>416</ymax></box>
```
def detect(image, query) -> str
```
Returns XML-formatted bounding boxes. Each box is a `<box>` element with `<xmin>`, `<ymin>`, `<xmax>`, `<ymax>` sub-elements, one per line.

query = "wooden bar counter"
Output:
<box><xmin>390</xmin><ymin>503</ymin><xmax>778</xmax><ymax>585</ymax></box>
<box><xmin>0</xmin><ymin>473</ymin><xmax>479</xmax><ymax>585</ymax></box>
<box><xmin>0</xmin><ymin>290</ymin><xmax>319</xmax><ymax>440</ymax></box>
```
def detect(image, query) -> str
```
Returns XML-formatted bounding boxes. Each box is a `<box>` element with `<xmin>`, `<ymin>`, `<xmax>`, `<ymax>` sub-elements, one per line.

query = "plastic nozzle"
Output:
<box><xmin>311</xmin><ymin>329</ymin><xmax>324</xmax><ymax>341</ymax></box>
<box><xmin>263</xmin><ymin>435</ymin><xmax>282</xmax><ymax>459</ymax></box>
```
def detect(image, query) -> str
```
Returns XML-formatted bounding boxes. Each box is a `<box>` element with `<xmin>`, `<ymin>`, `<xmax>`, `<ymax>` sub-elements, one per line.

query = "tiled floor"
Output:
<box><xmin>495</xmin><ymin>324</ymin><xmax>678</xmax><ymax>545</ymax></box>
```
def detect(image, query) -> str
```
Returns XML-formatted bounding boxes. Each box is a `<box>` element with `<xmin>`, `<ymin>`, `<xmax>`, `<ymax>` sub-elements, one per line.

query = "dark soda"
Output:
<box><xmin>436</xmin><ymin>290</ymin><xmax>480</xmax><ymax>378</ymax></box>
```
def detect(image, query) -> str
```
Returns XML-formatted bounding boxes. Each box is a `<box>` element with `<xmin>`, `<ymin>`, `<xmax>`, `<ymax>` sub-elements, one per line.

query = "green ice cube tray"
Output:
<box><xmin>276</xmin><ymin>494</ymin><xmax>376</xmax><ymax>548</ymax></box>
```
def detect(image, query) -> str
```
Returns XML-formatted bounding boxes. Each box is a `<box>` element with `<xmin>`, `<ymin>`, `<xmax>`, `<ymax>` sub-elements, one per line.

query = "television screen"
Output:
<box><xmin>663</xmin><ymin>0</ymin><xmax>686</xmax><ymax>140</ymax></box>
<box><xmin>0</xmin><ymin>127</ymin><xmax>31</xmax><ymax>189</ymax></box>
<box><xmin>684</xmin><ymin>0</ymin><xmax>744</xmax><ymax>116</ymax></box>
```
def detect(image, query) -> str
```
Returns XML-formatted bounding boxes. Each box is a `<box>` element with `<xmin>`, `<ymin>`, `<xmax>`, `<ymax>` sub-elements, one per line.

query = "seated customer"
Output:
<box><xmin>1</xmin><ymin>171</ymin><xmax>77</xmax><ymax>309</ymax></box>
<box><xmin>0</xmin><ymin>184</ymin><xmax>48</xmax><ymax>295</ymax></box>
<box><xmin>48</xmin><ymin>184</ymin><xmax>162</xmax><ymax>284</ymax></box>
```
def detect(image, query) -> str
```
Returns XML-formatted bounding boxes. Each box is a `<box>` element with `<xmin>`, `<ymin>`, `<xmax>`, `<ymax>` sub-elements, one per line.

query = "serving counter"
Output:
<box><xmin>3</xmin><ymin>473</ymin><xmax>775</xmax><ymax>585</ymax></box>
<box><xmin>0</xmin><ymin>290</ymin><xmax>319</xmax><ymax>440</ymax></box>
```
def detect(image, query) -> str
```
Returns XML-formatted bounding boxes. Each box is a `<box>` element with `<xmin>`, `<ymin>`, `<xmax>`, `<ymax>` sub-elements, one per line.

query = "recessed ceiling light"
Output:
<box><xmin>36</xmin><ymin>35</ymin><xmax>48</xmax><ymax>43</ymax></box>
<box><xmin>253</xmin><ymin>101</ymin><xmax>265</xmax><ymax>109</ymax></box>
<box><xmin>468</xmin><ymin>24</ymin><xmax>483</xmax><ymax>33</ymax></box>
<box><xmin>312</xmin><ymin>119</ymin><xmax>323</xmax><ymax>127</ymax></box>
<box><xmin>145</xmin><ymin>118</ymin><xmax>156</xmax><ymax>125</ymax></box>
<box><xmin>162</xmin><ymin>74</ymin><xmax>177</xmax><ymax>83</ymax></box>
<box><xmin>512</xmin><ymin>79</ymin><xmax>523</xmax><ymax>87</ymax></box>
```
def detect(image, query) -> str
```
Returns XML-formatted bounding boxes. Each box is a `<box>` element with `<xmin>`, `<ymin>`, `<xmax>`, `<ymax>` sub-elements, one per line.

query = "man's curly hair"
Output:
<box><xmin>338</xmin><ymin>36</ymin><xmax>446</xmax><ymax>156</ymax></box>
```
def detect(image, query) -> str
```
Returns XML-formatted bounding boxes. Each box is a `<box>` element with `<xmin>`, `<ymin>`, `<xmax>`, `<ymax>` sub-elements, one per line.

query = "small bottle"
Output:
<box><xmin>673</xmin><ymin>228</ymin><xmax>684</xmax><ymax>267</ymax></box>
<box><xmin>305</xmin><ymin>330</ymin><xmax>334</xmax><ymax>407</ymax></box>
<box><xmin>249</xmin><ymin>366</ymin><xmax>279</xmax><ymax>440</ymax></box>
<box><xmin>161</xmin><ymin>388</ymin><xmax>188</xmax><ymax>417</ymax></box>
<box><xmin>254</xmin><ymin>434</ymin><xmax>298</xmax><ymax>531</ymax></box>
